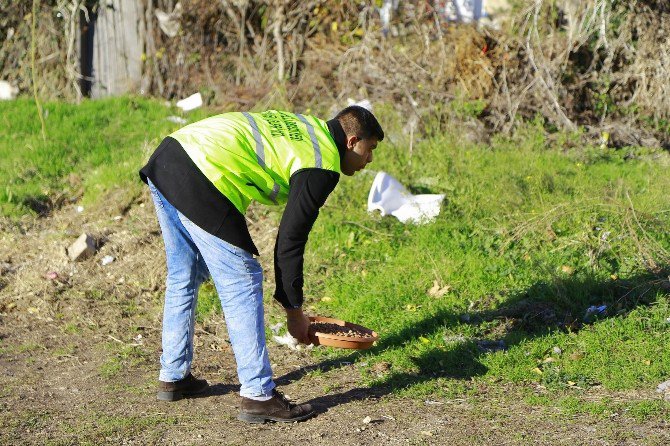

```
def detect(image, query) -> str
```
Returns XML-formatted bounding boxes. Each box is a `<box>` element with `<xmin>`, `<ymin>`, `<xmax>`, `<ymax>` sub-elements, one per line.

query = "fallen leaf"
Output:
<box><xmin>561</xmin><ymin>265</ymin><xmax>574</xmax><ymax>275</ymax></box>
<box><xmin>419</xmin><ymin>336</ymin><xmax>430</xmax><ymax>344</ymax></box>
<box><xmin>405</xmin><ymin>304</ymin><xmax>417</xmax><ymax>312</ymax></box>
<box><xmin>532</xmin><ymin>367</ymin><xmax>543</xmax><ymax>375</ymax></box>
<box><xmin>567</xmin><ymin>381</ymin><xmax>576</xmax><ymax>386</ymax></box>
<box><xmin>542</xmin><ymin>357</ymin><xmax>556</xmax><ymax>363</ymax></box>
<box><xmin>569</xmin><ymin>352</ymin><xmax>585</xmax><ymax>361</ymax></box>
<box><xmin>421</xmin><ymin>431</ymin><xmax>433</xmax><ymax>436</ymax></box>
<box><xmin>428</xmin><ymin>279</ymin><xmax>451</xmax><ymax>298</ymax></box>
<box><xmin>320</xmin><ymin>296</ymin><xmax>332</xmax><ymax>302</ymax></box>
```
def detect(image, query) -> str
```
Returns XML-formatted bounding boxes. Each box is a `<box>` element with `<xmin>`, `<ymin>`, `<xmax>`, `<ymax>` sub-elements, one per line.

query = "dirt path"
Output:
<box><xmin>1</xmin><ymin>194</ymin><xmax>668</xmax><ymax>445</ymax></box>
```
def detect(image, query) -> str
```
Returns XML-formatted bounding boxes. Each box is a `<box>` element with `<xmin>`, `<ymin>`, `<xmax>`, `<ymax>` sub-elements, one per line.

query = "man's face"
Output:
<box><xmin>341</xmin><ymin>136</ymin><xmax>378</xmax><ymax>176</ymax></box>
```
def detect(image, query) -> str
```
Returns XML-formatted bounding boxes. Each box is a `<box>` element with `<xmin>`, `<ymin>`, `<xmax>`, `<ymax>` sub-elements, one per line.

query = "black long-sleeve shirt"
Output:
<box><xmin>139</xmin><ymin>119</ymin><xmax>347</xmax><ymax>309</ymax></box>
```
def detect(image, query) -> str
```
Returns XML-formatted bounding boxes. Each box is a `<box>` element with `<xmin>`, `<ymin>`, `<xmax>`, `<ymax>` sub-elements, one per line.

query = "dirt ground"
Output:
<box><xmin>1</xmin><ymin>191</ymin><xmax>668</xmax><ymax>445</ymax></box>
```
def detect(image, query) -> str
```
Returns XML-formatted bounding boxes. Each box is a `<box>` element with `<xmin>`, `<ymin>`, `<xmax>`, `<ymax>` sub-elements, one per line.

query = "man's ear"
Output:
<box><xmin>346</xmin><ymin>135</ymin><xmax>359</xmax><ymax>150</ymax></box>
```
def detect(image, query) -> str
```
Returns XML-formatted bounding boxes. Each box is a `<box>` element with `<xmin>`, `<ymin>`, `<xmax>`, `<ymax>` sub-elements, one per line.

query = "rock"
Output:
<box><xmin>657</xmin><ymin>379</ymin><xmax>670</xmax><ymax>396</ymax></box>
<box><xmin>476</xmin><ymin>339</ymin><xmax>507</xmax><ymax>353</ymax></box>
<box><xmin>67</xmin><ymin>233</ymin><xmax>96</xmax><ymax>261</ymax></box>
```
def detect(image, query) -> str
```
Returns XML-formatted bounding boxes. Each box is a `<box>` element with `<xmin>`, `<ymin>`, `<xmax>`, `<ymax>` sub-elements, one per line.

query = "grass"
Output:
<box><xmin>302</xmin><ymin>107</ymin><xmax>670</xmax><ymax>401</ymax></box>
<box><xmin>0</xmin><ymin>97</ymin><xmax>208</xmax><ymax>217</ymax></box>
<box><xmin>2</xmin><ymin>97</ymin><xmax>669</xmax><ymax>420</ymax></box>
<box><xmin>99</xmin><ymin>342</ymin><xmax>152</xmax><ymax>379</ymax></box>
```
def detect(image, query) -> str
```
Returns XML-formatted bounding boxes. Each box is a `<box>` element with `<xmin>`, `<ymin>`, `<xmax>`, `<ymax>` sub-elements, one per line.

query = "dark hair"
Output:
<box><xmin>335</xmin><ymin>106</ymin><xmax>385</xmax><ymax>141</ymax></box>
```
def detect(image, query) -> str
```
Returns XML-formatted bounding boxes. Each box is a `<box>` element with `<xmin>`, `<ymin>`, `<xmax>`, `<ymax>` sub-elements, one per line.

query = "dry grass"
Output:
<box><xmin>2</xmin><ymin>1</ymin><xmax>670</xmax><ymax>144</ymax></box>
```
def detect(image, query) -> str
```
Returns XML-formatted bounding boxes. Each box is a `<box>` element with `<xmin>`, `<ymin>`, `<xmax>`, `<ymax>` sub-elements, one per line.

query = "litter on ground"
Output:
<box><xmin>367</xmin><ymin>171</ymin><xmax>444</xmax><ymax>224</ymax></box>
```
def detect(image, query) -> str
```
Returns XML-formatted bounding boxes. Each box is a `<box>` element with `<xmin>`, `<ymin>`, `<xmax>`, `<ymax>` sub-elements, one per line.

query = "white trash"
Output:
<box><xmin>166</xmin><ymin>115</ymin><xmax>187</xmax><ymax>124</ymax></box>
<box><xmin>155</xmin><ymin>2</ymin><xmax>182</xmax><ymax>38</ymax></box>
<box><xmin>346</xmin><ymin>98</ymin><xmax>373</xmax><ymax>112</ymax></box>
<box><xmin>176</xmin><ymin>92</ymin><xmax>202</xmax><ymax>112</ymax></box>
<box><xmin>0</xmin><ymin>80</ymin><xmax>18</xmax><ymax>100</ymax></box>
<box><xmin>272</xmin><ymin>332</ymin><xmax>299</xmax><ymax>350</ymax></box>
<box><xmin>367</xmin><ymin>171</ymin><xmax>444</xmax><ymax>224</ymax></box>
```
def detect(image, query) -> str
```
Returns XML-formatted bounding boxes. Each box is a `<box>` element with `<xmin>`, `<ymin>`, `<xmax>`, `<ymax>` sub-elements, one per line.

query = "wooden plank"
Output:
<box><xmin>89</xmin><ymin>0</ymin><xmax>145</xmax><ymax>98</ymax></box>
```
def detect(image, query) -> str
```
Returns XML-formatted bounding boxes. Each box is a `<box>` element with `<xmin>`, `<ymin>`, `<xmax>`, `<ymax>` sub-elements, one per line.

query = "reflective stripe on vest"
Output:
<box><xmin>243</xmin><ymin>112</ymin><xmax>279</xmax><ymax>203</ymax></box>
<box><xmin>242</xmin><ymin>112</ymin><xmax>267</xmax><ymax>168</ymax></box>
<box><xmin>296</xmin><ymin>114</ymin><xmax>322</xmax><ymax>169</ymax></box>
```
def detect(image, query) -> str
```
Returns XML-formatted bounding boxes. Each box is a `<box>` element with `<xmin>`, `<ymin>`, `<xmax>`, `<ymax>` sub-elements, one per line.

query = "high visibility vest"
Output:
<box><xmin>170</xmin><ymin>110</ymin><xmax>342</xmax><ymax>215</ymax></box>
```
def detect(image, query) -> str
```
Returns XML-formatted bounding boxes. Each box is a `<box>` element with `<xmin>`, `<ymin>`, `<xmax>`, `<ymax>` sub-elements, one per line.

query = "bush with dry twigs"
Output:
<box><xmin>1</xmin><ymin>1</ymin><xmax>669</xmax><ymax>146</ymax></box>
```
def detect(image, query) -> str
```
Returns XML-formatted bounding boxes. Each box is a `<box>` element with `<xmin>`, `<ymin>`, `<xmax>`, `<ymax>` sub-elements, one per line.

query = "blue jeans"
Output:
<box><xmin>148</xmin><ymin>180</ymin><xmax>275</xmax><ymax>398</ymax></box>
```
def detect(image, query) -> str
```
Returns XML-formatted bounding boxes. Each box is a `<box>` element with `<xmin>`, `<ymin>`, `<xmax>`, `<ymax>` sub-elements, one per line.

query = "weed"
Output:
<box><xmin>196</xmin><ymin>280</ymin><xmax>222</xmax><ymax>323</ymax></box>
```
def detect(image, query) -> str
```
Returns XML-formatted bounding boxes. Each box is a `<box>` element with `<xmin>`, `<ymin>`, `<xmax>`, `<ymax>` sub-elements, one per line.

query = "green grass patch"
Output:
<box><xmin>55</xmin><ymin>412</ymin><xmax>179</xmax><ymax>445</ymax></box>
<box><xmin>2</xmin><ymin>98</ymin><xmax>669</xmax><ymax>419</ymax></box>
<box><xmin>0</xmin><ymin>97</ymin><xmax>207</xmax><ymax>217</ymax></box>
<box><xmin>99</xmin><ymin>342</ymin><xmax>153</xmax><ymax>378</ymax></box>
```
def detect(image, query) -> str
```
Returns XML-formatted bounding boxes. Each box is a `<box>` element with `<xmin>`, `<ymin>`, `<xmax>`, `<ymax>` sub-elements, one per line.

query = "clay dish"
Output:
<box><xmin>308</xmin><ymin>316</ymin><xmax>378</xmax><ymax>350</ymax></box>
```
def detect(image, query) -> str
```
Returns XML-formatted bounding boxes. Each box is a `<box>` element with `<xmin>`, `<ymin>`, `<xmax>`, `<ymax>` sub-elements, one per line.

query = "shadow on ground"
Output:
<box><xmin>278</xmin><ymin>270</ymin><xmax>669</xmax><ymax>415</ymax></box>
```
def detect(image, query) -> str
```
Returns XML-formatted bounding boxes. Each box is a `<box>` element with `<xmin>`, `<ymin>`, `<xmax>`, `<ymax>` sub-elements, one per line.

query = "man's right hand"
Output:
<box><xmin>285</xmin><ymin>308</ymin><xmax>313</xmax><ymax>345</ymax></box>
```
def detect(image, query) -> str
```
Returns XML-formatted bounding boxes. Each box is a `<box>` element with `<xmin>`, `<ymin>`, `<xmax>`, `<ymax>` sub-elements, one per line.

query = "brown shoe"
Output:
<box><xmin>238</xmin><ymin>389</ymin><xmax>315</xmax><ymax>423</ymax></box>
<box><xmin>157</xmin><ymin>373</ymin><xmax>208</xmax><ymax>401</ymax></box>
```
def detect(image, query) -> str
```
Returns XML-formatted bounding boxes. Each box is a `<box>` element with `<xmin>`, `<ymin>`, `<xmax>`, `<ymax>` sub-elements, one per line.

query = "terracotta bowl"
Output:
<box><xmin>308</xmin><ymin>316</ymin><xmax>378</xmax><ymax>350</ymax></box>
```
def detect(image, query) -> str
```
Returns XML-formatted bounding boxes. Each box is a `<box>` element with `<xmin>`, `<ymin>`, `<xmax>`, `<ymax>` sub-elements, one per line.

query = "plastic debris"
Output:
<box><xmin>368</xmin><ymin>171</ymin><xmax>444</xmax><ymax>224</ymax></box>
<box><xmin>176</xmin><ymin>92</ymin><xmax>203</xmax><ymax>112</ymax></box>
<box><xmin>45</xmin><ymin>271</ymin><xmax>59</xmax><ymax>281</ymax></box>
<box><xmin>269</xmin><ymin>322</ymin><xmax>284</xmax><ymax>335</ymax></box>
<box><xmin>552</xmin><ymin>346</ymin><xmax>562</xmax><ymax>355</ymax></box>
<box><xmin>272</xmin><ymin>332</ymin><xmax>299</xmax><ymax>350</ymax></box>
<box><xmin>101</xmin><ymin>255</ymin><xmax>115</xmax><ymax>266</ymax></box>
<box><xmin>346</xmin><ymin>97</ymin><xmax>373</xmax><ymax>112</ymax></box>
<box><xmin>362</xmin><ymin>416</ymin><xmax>372</xmax><ymax>424</ymax></box>
<box><xmin>76</xmin><ymin>206</ymin><xmax>84</xmax><ymax>213</ymax></box>
<box><xmin>166</xmin><ymin>115</ymin><xmax>187</xmax><ymax>124</ymax></box>
<box><xmin>378</xmin><ymin>0</ymin><xmax>400</xmax><ymax>37</ymax></box>
<box><xmin>437</xmin><ymin>0</ymin><xmax>486</xmax><ymax>23</ymax></box>
<box><xmin>584</xmin><ymin>305</ymin><xmax>607</xmax><ymax>321</ymax></box>
<box><xmin>155</xmin><ymin>2</ymin><xmax>182</xmax><ymax>37</ymax></box>
<box><xmin>0</xmin><ymin>80</ymin><xmax>18</xmax><ymax>100</ymax></box>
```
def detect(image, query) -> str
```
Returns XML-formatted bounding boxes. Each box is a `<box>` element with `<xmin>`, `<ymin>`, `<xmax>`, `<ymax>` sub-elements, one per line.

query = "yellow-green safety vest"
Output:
<box><xmin>170</xmin><ymin>110</ymin><xmax>342</xmax><ymax>215</ymax></box>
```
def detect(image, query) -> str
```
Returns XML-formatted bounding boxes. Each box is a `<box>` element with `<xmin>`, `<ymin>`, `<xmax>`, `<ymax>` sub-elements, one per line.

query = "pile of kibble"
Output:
<box><xmin>310</xmin><ymin>322</ymin><xmax>374</xmax><ymax>338</ymax></box>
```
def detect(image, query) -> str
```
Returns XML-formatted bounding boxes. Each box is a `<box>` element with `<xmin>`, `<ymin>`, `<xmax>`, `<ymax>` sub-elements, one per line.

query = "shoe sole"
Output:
<box><xmin>237</xmin><ymin>410</ymin><xmax>315</xmax><ymax>424</ymax></box>
<box><xmin>157</xmin><ymin>385</ymin><xmax>208</xmax><ymax>401</ymax></box>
